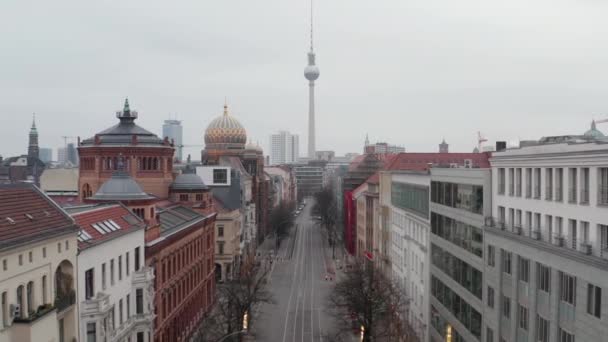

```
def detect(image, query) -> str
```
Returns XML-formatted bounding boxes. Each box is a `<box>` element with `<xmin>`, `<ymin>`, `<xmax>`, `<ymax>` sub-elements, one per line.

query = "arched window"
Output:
<box><xmin>16</xmin><ymin>285</ymin><xmax>24</xmax><ymax>318</ymax></box>
<box><xmin>42</xmin><ymin>275</ymin><xmax>47</xmax><ymax>304</ymax></box>
<box><xmin>26</xmin><ymin>281</ymin><xmax>34</xmax><ymax>313</ymax></box>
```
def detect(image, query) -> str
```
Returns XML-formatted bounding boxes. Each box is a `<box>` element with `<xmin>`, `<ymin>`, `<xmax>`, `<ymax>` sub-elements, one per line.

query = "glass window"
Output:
<box><xmin>487</xmin><ymin>245</ymin><xmax>495</xmax><ymax>267</ymax></box>
<box><xmin>518</xmin><ymin>305</ymin><xmax>529</xmax><ymax>331</ymax></box>
<box><xmin>486</xmin><ymin>327</ymin><xmax>494</xmax><ymax>342</ymax></box>
<box><xmin>537</xmin><ymin>263</ymin><xmax>551</xmax><ymax>293</ymax></box>
<box><xmin>518</xmin><ymin>257</ymin><xmax>530</xmax><ymax>283</ymax></box>
<box><xmin>136</xmin><ymin>288</ymin><xmax>144</xmax><ymax>314</ymax></box>
<box><xmin>487</xmin><ymin>286</ymin><xmax>495</xmax><ymax>308</ymax></box>
<box><xmin>85</xmin><ymin>268</ymin><xmax>94</xmax><ymax>299</ymax></box>
<box><xmin>536</xmin><ymin>315</ymin><xmax>549</xmax><ymax>342</ymax></box>
<box><xmin>101</xmin><ymin>263</ymin><xmax>106</xmax><ymax>290</ymax></box>
<box><xmin>86</xmin><ymin>322</ymin><xmax>96</xmax><ymax>342</ymax></box>
<box><xmin>213</xmin><ymin>169</ymin><xmax>228</xmax><ymax>184</ymax></box>
<box><xmin>559</xmin><ymin>328</ymin><xmax>575</xmax><ymax>342</ymax></box>
<box><xmin>501</xmin><ymin>249</ymin><xmax>512</xmax><ymax>275</ymax></box>
<box><xmin>560</xmin><ymin>272</ymin><xmax>576</xmax><ymax>305</ymax></box>
<box><xmin>502</xmin><ymin>295</ymin><xmax>511</xmax><ymax>319</ymax></box>
<box><xmin>134</xmin><ymin>247</ymin><xmax>141</xmax><ymax>271</ymax></box>
<box><xmin>587</xmin><ymin>283</ymin><xmax>601</xmax><ymax>318</ymax></box>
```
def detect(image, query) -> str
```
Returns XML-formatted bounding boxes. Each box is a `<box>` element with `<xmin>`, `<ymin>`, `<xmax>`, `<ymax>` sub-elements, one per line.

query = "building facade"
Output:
<box><xmin>78</xmin><ymin>99</ymin><xmax>175</xmax><ymax>200</ymax></box>
<box><xmin>429</xmin><ymin>168</ymin><xmax>491</xmax><ymax>342</ymax></box>
<box><xmin>294</xmin><ymin>165</ymin><xmax>324</xmax><ymax>200</ymax></box>
<box><xmin>162</xmin><ymin>120</ymin><xmax>183</xmax><ymax>162</ymax></box>
<box><xmin>386</xmin><ymin>171</ymin><xmax>431</xmax><ymax>342</ymax></box>
<box><xmin>0</xmin><ymin>183</ymin><xmax>79</xmax><ymax>342</ymax></box>
<box><xmin>486</xmin><ymin>141</ymin><xmax>608</xmax><ymax>342</ymax></box>
<box><xmin>68</xmin><ymin>203</ymin><xmax>154</xmax><ymax>342</ymax></box>
<box><xmin>269</xmin><ymin>131</ymin><xmax>299</xmax><ymax>165</ymax></box>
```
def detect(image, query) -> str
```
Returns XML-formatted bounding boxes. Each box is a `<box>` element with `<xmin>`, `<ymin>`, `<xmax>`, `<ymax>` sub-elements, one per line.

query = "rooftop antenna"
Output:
<box><xmin>310</xmin><ymin>0</ymin><xmax>314</xmax><ymax>52</ymax></box>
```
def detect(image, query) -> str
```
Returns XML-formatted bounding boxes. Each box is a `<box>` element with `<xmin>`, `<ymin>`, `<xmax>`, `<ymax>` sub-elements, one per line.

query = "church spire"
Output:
<box><xmin>28</xmin><ymin>113</ymin><xmax>39</xmax><ymax>160</ymax></box>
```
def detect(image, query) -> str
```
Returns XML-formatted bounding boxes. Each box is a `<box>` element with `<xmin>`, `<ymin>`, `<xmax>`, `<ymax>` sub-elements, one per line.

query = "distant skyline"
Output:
<box><xmin>2</xmin><ymin>0</ymin><xmax>608</xmax><ymax>159</ymax></box>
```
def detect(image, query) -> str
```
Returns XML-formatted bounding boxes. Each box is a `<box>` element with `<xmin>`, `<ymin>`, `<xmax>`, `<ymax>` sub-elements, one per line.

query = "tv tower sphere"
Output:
<box><xmin>304</xmin><ymin>60</ymin><xmax>320</xmax><ymax>81</ymax></box>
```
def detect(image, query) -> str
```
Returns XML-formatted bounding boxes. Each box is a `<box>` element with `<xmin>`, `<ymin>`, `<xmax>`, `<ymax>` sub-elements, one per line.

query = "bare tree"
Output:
<box><xmin>193</xmin><ymin>262</ymin><xmax>274</xmax><ymax>342</ymax></box>
<box><xmin>326</xmin><ymin>260</ymin><xmax>416</xmax><ymax>342</ymax></box>
<box><xmin>269</xmin><ymin>201</ymin><xmax>295</xmax><ymax>250</ymax></box>
<box><xmin>313</xmin><ymin>187</ymin><xmax>338</xmax><ymax>258</ymax></box>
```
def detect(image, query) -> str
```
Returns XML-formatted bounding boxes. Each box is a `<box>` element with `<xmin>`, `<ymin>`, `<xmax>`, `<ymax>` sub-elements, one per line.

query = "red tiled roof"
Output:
<box><xmin>69</xmin><ymin>204</ymin><xmax>144</xmax><ymax>250</ymax></box>
<box><xmin>0</xmin><ymin>183</ymin><xmax>76</xmax><ymax>251</ymax></box>
<box><xmin>366</xmin><ymin>172</ymin><xmax>380</xmax><ymax>185</ymax></box>
<box><xmin>384</xmin><ymin>152</ymin><xmax>491</xmax><ymax>171</ymax></box>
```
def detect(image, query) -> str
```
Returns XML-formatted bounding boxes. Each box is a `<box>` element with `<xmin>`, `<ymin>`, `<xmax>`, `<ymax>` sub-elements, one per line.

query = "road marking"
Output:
<box><xmin>282</xmin><ymin>211</ymin><xmax>305</xmax><ymax>342</ymax></box>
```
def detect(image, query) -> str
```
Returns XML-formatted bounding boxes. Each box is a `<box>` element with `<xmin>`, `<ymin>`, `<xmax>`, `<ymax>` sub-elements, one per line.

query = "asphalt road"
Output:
<box><xmin>255</xmin><ymin>201</ymin><xmax>338</xmax><ymax>342</ymax></box>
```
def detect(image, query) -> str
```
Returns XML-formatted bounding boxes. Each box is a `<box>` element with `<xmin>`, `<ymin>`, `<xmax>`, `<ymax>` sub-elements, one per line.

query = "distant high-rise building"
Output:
<box><xmin>163</xmin><ymin>119</ymin><xmax>183</xmax><ymax>161</ymax></box>
<box><xmin>66</xmin><ymin>143</ymin><xmax>78</xmax><ymax>165</ymax></box>
<box><xmin>269</xmin><ymin>131</ymin><xmax>299</xmax><ymax>165</ymax></box>
<box><xmin>304</xmin><ymin>0</ymin><xmax>319</xmax><ymax>158</ymax></box>
<box><xmin>58</xmin><ymin>147</ymin><xmax>67</xmax><ymax>164</ymax></box>
<box><xmin>439</xmin><ymin>138</ymin><xmax>449</xmax><ymax>153</ymax></box>
<box><xmin>39</xmin><ymin>147</ymin><xmax>53</xmax><ymax>163</ymax></box>
<box><xmin>366</xmin><ymin>142</ymin><xmax>405</xmax><ymax>154</ymax></box>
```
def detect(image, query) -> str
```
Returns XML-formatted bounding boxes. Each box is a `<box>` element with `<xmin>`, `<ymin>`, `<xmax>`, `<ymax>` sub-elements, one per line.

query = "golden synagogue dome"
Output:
<box><xmin>204</xmin><ymin>104</ymin><xmax>247</xmax><ymax>150</ymax></box>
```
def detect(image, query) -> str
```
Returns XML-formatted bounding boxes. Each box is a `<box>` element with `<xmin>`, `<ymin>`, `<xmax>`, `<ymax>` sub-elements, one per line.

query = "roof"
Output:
<box><xmin>80</xmin><ymin>99</ymin><xmax>166</xmax><ymax>147</ymax></box>
<box><xmin>40</xmin><ymin>168</ymin><xmax>79</xmax><ymax>192</ymax></box>
<box><xmin>89</xmin><ymin>171</ymin><xmax>155</xmax><ymax>201</ymax></box>
<box><xmin>383</xmin><ymin>152</ymin><xmax>491</xmax><ymax>171</ymax></box>
<box><xmin>171</xmin><ymin>173</ymin><xmax>208</xmax><ymax>191</ymax></box>
<box><xmin>204</xmin><ymin>104</ymin><xmax>247</xmax><ymax>149</ymax></box>
<box><xmin>156</xmin><ymin>205</ymin><xmax>211</xmax><ymax>237</ymax></box>
<box><xmin>0</xmin><ymin>183</ymin><xmax>77</xmax><ymax>252</ymax></box>
<box><xmin>210</xmin><ymin>171</ymin><xmax>242</xmax><ymax>211</ymax></box>
<box><xmin>366</xmin><ymin>172</ymin><xmax>380</xmax><ymax>185</ymax></box>
<box><xmin>65</xmin><ymin>203</ymin><xmax>145</xmax><ymax>250</ymax></box>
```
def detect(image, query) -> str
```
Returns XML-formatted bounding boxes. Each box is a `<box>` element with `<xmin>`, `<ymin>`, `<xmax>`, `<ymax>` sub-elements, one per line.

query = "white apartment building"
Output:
<box><xmin>0</xmin><ymin>183</ymin><xmax>79</xmax><ymax>342</ymax></box>
<box><xmin>487</xmin><ymin>141</ymin><xmax>608</xmax><ymax>342</ymax></box>
<box><xmin>67</xmin><ymin>203</ymin><xmax>154</xmax><ymax>342</ymax></box>
<box><xmin>269</xmin><ymin>131</ymin><xmax>299</xmax><ymax>165</ymax></box>
<box><xmin>386</xmin><ymin>171</ymin><xmax>431</xmax><ymax>342</ymax></box>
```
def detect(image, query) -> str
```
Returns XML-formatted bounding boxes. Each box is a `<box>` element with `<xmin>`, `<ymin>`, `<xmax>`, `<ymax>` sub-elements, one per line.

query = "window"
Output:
<box><xmin>119</xmin><ymin>299</ymin><xmax>123</xmax><ymax>324</ymax></box>
<box><xmin>545</xmin><ymin>168</ymin><xmax>553</xmax><ymax>200</ymax></box>
<box><xmin>2</xmin><ymin>292</ymin><xmax>7</xmax><ymax>327</ymax></box>
<box><xmin>101</xmin><ymin>263</ymin><xmax>106</xmax><ymax>290</ymax></box>
<box><xmin>218</xmin><ymin>242</ymin><xmax>225</xmax><ymax>255</ymax></box>
<box><xmin>126</xmin><ymin>294</ymin><xmax>130</xmax><ymax>318</ymax></box>
<box><xmin>501</xmin><ymin>249</ymin><xmax>512</xmax><ymax>275</ymax></box>
<box><xmin>508</xmin><ymin>168</ymin><xmax>515</xmax><ymax>195</ymax></box>
<box><xmin>536</xmin><ymin>315</ymin><xmax>549</xmax><ymax>342</ymax></box>
<box><xmin>126</xmin><ymin>252</ymin><xmax>130</xmax><ymax>276</ymax></box>
<box><xmin>560</xmin><ymin>272</ymin><xmax>576</xmax><ymax>305</ymax></box>
<box><xmin>18</xmin><ymin>254</ymin><xmax>22</xmax><ymax>266</ymax></box>
<box><xmin>42</xmin><ymin>247</ymin><xmax>46</xmax><ymax>258</ymax></box>
<box><xmin>28</xmin><ymin>251</ymin><xmax>32</xmax><ymax>263</ymax></box>
<box><xmin>134</xmin><ymin>247</ymin><xmax>141</xmax><ymax>271</ymax></box>
<box><xmin>85</xmin><ymin>268</ymin><xmax>94</xmax><ymax>299</ymax></box>
<box><xmin>26</xmin><ymin>281</ymin><xmax>33</xmax><ymax>313</ymax></box>
<box><xmin>58</xmin><ymin>242</ymin><xmax>62</xmax><ymax>253</ymax></box>
<box><xmin>516</xmin><ymin>168</ymin><xmax>522</xmax><ymax>196</ymax></box>
<box><xmin>110</xmin><ymin>259</ymin><xmax>115</xmax><ymax>285</ymax></box>
<box><xmin>559</xmin><ymin>328</ymin><xmax>575</xmax><ymax>342</ymax></box>
<box><xmin>86</xmin><ymin>322</ymin><xmax>96</xmax><ymax>342</ymax></box>
<box><xmin>486</xmin><ymin>327</ymin><xmax>494</xmax><ymax>342</ymax></box>
<box><xmin>534</xmin><ymin>168</ymin><xmax>541</xmax><ymax>198</ymax></box>
<box><xmin>502</xmin><ymin>295</ymin><xmax>511</xmax><ymax>318</ymax></box>
<box><xmin>537</xmin><ymin>263</ymin><xmax>551</xmax><ymax>293</ymax></box>
<box><xmin>42</xmin><ymin>275</ymin><xmax>47</xmax><ymax>304</ymax></box>
<box><xmin>118</xmin><ymin>255</ymin><xmax>122</xmax><ymax>281</ymax></box>
<box><xmin>213</xmin><ymin>169</ymin><xmax>228</xmax><ymax>184</ymax></box>
<box><xmin>568</xmin><ymin>168</ymin><xmax>577</xmax><ymax>203</ymax></box>
<box><xmin>518</xmin><ymin>257</ymin><xmax>530</xmax><ymax>283</ymax></box>
<box><xmin>498</xmin><ymin>168</ymin><xmax>505</xmax><ymax>195</ymax></box>
<box><xmin>65</xmin><ymin>240</ymin><xmax>69</xmax><ymax>250</ymax></box>
<box><xmin>587</xmin><ymin>283</ymin><xmax>601</xmax><ymax>318</ymax></box>
<box><xmin>581</xmin><ymin>168</ymin><xmax>589</xmax><ymax>203</ymax></box>
<box><xmin>525</xmin><ymin>168</ymin><xmax>532</xmax><ymax>198</ymax></box>
<box><xmin>487</xmin><ymin>286</ymin><xmax>495</xmax><ymax>308</ymax></box>
<box><xmin>556</xmin><ymin>168</ymin><xmax>564</xmax><ymax>201</ymax></box>
<box><xmin>136</xmin><ymin>288</ymin><xmax>144</xmax><ymax>314</ymax></box>
<box><xmin>569</xmin><ymin>219</ymin><xmax>577</xmax><ymax>249</ymax></box>
<box><xmin>218</xmin><ymin>225</ymin><xmax>224</xmax><ymax>237</ymax></box>
<box><xmin>196</xmin><ymin>194</ymin><xmax>203</xmax><ymax>201</ymax></box>
<box><xmin>179</xmin><ymin>194</ymin><xmax>189</xmax><ymax>201</ymax></box>
<box><xmin>137</xmin><ymin>332</ymin><xmax>144</xmax><ymax>342</ymax></box>
<box><xmin>2</xmin><ymin>259</ymin><xmax>6</xmax><ymax>271</ymax></box>
<box><xmin>599</xmin><ymin>167</ymin><xmax>608</xmax><ymax>205</ymax></box>
<box><xmin>518</xmin><ymin>305</ymin><xmax>529</xmax><ymax>331</ymax></box>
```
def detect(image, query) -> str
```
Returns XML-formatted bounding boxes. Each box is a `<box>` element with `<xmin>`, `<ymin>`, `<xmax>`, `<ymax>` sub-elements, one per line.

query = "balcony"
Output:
<box><xmin>81</xmin><ymin>292</ymin><xmax>111</xmax><ymax>316</ymax></box>
<box><xmin>580</xmin><ymin>189</ymin><xmax>589</xmax><ymax>204</ymax></box>
<box><xmin>545</xmin><ymin>187</ymin><xmax>553</xmax><ymax>200</ymax></box>
<box><xmin>533</xmin><ymin>186</ymin><xmax>541</xmax><ymax>199</ymax></box>
<box><xmin>132</xmin><ymin>266</ymin><xmax>155</xmax><ymax>285</ymax></box>
<box><xmin>598</xmin><ymin>186</ymin><xmax>608</xmax><ymax>205</ymax></box>
<box><xmin>555</xmin><ymin>187</ymin><xmax>563</xmax><ymax>201</ymax></box>
<box><xmin>12</xmin><ymin>304</ymin><xmax>56</xmax><ymax>324</ymax></box>
<box><xmin>568</xmin><ymin>188</ymin><xmax>577</xmax><ymax>203</ymax></box>
<box><xmin>553</xmin><ymin>235</ymin><xmax>565</xmax><ymax>247</ymax></box>
<box><xmin>579</xmin><ymin>242</ymin><xmax>592</xmax><ymax>255</ymax></box>
<box><xmin>531</xmin><ymin>229</ymin><xmax>541</xmax><ymax>240</ymax></box>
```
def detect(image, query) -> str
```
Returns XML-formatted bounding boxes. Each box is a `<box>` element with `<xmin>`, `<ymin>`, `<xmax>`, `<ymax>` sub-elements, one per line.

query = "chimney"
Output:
<box><xmin>496</xmin><ymin>141</ymin><xmax>507</xmax><ymax>152</ymax></box>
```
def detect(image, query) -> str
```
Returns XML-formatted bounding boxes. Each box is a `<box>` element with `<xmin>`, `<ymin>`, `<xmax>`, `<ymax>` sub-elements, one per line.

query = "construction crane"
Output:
<box><xmin>477</xmin><ymin>131</ymin><xmax>488</xmax><ymax>151</ymax></box>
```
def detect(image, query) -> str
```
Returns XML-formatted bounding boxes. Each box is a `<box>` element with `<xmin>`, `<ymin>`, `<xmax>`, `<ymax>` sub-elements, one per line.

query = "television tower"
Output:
<box><xmin>304</xmin><ymin>0</ymin><xmax>320</xmax><ymax>159</ymax></box>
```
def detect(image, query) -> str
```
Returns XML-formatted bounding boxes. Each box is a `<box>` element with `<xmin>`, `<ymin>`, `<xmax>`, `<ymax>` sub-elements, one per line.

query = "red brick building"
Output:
<box><xmin>78</xmin><ymin>99</ymin><xmax>217</xmax><ymax>342</ymax></box>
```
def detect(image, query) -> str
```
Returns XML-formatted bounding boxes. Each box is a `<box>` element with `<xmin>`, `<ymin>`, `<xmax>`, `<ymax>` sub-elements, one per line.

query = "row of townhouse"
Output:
<box><xmin>346</xmin><ymin>135</ymin><xmax>608</xmax><ymax>342</ymax></box>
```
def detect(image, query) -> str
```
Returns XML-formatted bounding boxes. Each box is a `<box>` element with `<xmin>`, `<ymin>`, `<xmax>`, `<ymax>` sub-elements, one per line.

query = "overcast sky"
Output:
<box><xmin>1</xmin><ymin>0</ymin><xmax>608</xmax><ymax>159</ymax></box>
